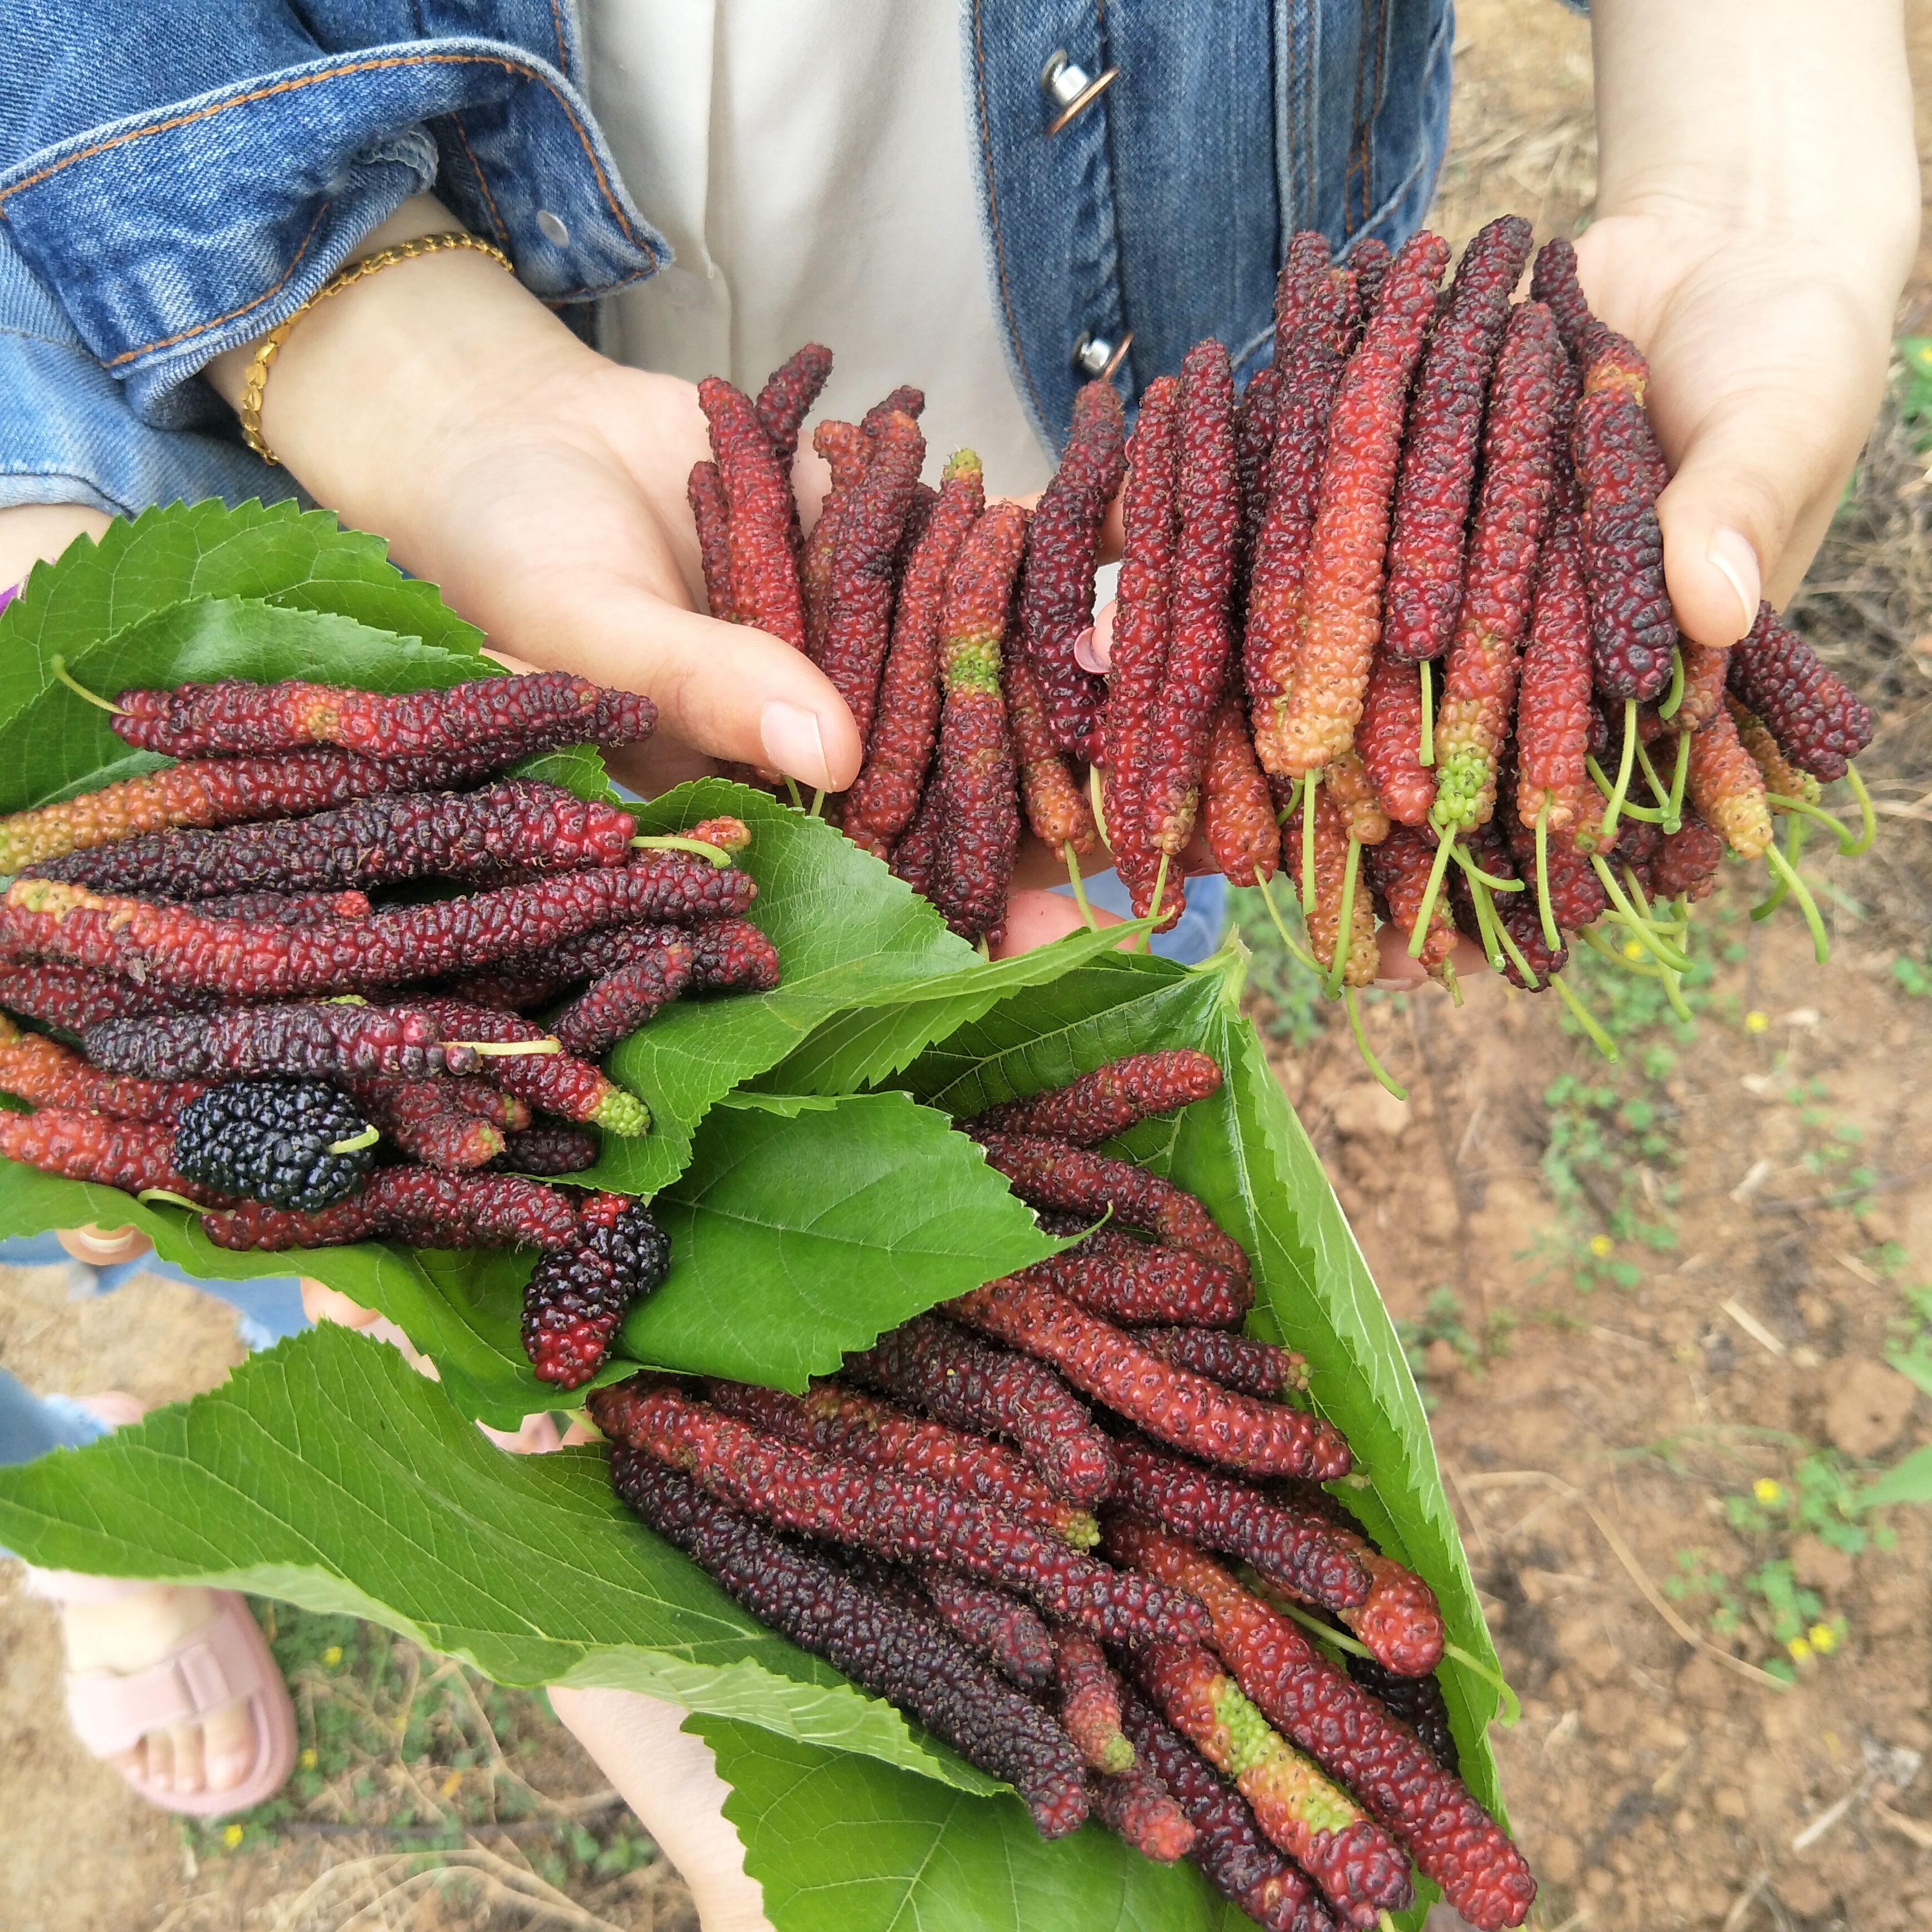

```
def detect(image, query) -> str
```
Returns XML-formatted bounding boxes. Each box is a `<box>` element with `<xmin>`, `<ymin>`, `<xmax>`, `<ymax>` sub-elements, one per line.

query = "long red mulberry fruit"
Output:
<box><xmin>1685</xmin><ymin>705</ymin><xmax>1773</xmax><ymax>859</ymax></box>
<box><xmin>841</xmin><ymin>449</ymin><xmax>984</xmax><ymax>855</ymax></box>
<box><xmin>700</xmin><ymin>377</ymin><xmax>806</xmax><ymax>652</ymax></box>
<box><xmin>614</xmin><ymin>1455</ymin><xmax>1089</xmax><ymax>1838</ymax></box>
<box><xmin>821</xmin><ymin>408</ymin><xmax>927</xmax><ymax>746</ymax></box>
<box><xmin>83</xmin><ymin>1001</ymin><xmax>482</xmax><ymax>1081</ymax></box>
<box><xmin>588</xmin><ymin>1380</ymin><xmax>1209</xmax><ymax>1650</ymax></box>
<box><xmin>949</xmin><ymin>1277</ymin><xmax>1351</xmax><ymax>1480</ymax></box>
<box><xmin>0</xmin><ymin>862</ymin><xmax>752</xmax><ymax>1003</ymax></box>
<box><xmin>971</xmin><ymin>1131</ymin><xmax>1249</xmax><ymax>1277</ymax></box>
<box><xmin>1515</xmin><ymin>494</ymin><xmax>1593</xmax><ymax>836</ymax></box>
<box><xmin>970</xmin><ymin>1049</ymin><xmax>1223</xmax><ymax>1146</ymax></box>
<box><xmin>846</xmin><ymin>1314</ymin><xmax>1116</xmax><ymax>1506</ymax></box>
<box><xmin>1018</xmin><ymin>380</ymin><xmax>1127</xmax><ymax>763</ymax></box>
<box><xmin>1430</xmin><ymin>301</ymin><xmax>1563</xmax><ymax>835</ymax></box>
<box><xmin>0</xmin><ymin>742</ymin><xmax>559</xmax><ymax>875</ymax></box>
<box><xmin>0</xmin><ymin>962</ymin><xmax>212</xmax><ymax>1030</ymax></box>
<box><xmin>549</xmin><ymin>934</ymin><xmax>694</xmax><ymax>1057</ymax></box>
<box><xmin>1023</xmin><ymin>1230</ymin><xmax>1251</xmax><ymax>1330</ymax></box>
<box><xmin>1145</xmin><ymin>342</ymin><xmax>1240</xmax><ymax>858</ymax></box>
<box><xmin>1574</xmin><ymin>337</ymin><xmax>1674</xmax><ymax>700</ymax></box>
<box><xmin>1382</xmin><ymin>214</ymin><xmax>1535</xmax><ymax>664</ymax></box>
<box><xmin>704</xmin><ymin>1376</ymin><xmax>1100</xmax><ymax>1549</ymax></box>
<box><xmin>195</xmin><ymin>889</ymin><xmax>372</xmax><ymax>925</ymax></box>
<box><xmin>1091</xmin><ymin>1760</ymin><xmax>1196</xmax><ymax>1864</ymax></box>
<box><xmin>1357</xmin><ymin>645</ymin><xmax>1436</xmax><ymax>827</ymax></box>
<box><xmin>1268</xmin><ymin>232</ymin><xmax>1450</xmax><ymax>778</ymax></box>
<box><xmin>1130</xmin><ymin>1639</ymin><xmax>1412</xmax><ymax>1929</ymax></box>
<box><xmin>1101</xmin><ymin>373</ymin><xmax>1180</xmax><ymax>913</ymax></box>
<box><xmin>1054</xmin><ymin>1626</ymin><xmax>1135</xmax><ymax>1773</ymax></box>
<box><xmin>1138</xmin><ymin>1326</ymin><xmax>1310</xmax><ymax>1400</ymax></box>
<box><xmin>0</xmin><ymin>1015</ymin><xmax>203</xmax><ymax>1123</ymax></box>
<box><xmin>1727</xmin><ymin>601</ymin><xmax>1874</xmax><ymax>782</ymax></box>
<box><xmin>1005</xmin><ymin>651</ymin><xmax>1098</xmax><ymax>856</ymax></box>
<box><xmin>347</xmin><ymin>1077</ymin><xmax>505</xmax><ymax>1171</ymax></box>
<box><xmin>395</xmin><ymin>997</ymin><xmax>648</xmax><ymax>1134</ymax></box>
<box><xmin>916</xmin><ymin>1565</ymin><xmax>1057</xmax><ymax>1688</ymax></box>
<box><xmin>202</xmin><ymin>1167</ymin><xmax>585</xmax><ymax>1253</ymax></box>
<box><xmin>1201</xmin><ymin>697</ymin><xmax>1282</xmax><ymax>886</ymax></box>
<box><xmin>754</xmin><ymin>340</ymin><xmax>834</xmax><ymax>553</ymax></box>
<box><xmin>687</xmin><ymin>460</ymin><xmax>738</xmax><ymax>622</ymax></box>
<box><xmin>1117</xmin><ymin>1524</ymin><xmax>1533</xmax><ymax>1929</ymax></box>
<box><xmin>1110</xmin><ymin>1437</ymin><xmax>1368</xmax><ymax>1609</ymax></box>
<box><xmin>930</xmin><ymin>501</ymin><xmax>1029</xmax><ymax>943</ymax></box>
<box><xmin>1246</xmin><ymin>234</ymin><xmax>1345</xmax><ymax>748</ymax></box>
<box><xmin>28</xmin><ymin>779</ymin><xmax>636</xmax><ymax>897</ymax></box>
<box><xmin>0</xmin><ymin>1107</ymin><xmax>234</xmax><ymax>1206</ymax></box>
<box><xmin>1119</xmin><ymin>1689</ymin><xmax>1337</xmax><ymax>1932</ymax></box>
<box><xmin>1650</xmin><ymin>811</ymin><xmax>1727</xmax><ymax>902</ymax></box>
<box><xmin>111</xmin><ymin>672</ymin><xmax>651</xmax><ymax>763</ymax></box>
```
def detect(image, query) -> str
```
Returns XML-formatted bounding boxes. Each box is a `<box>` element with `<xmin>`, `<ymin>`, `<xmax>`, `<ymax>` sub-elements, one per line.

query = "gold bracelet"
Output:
<box><xmin>236</xmin><ymin>231</ymin><xmax>516</xmax><ymax>467</ymax></box>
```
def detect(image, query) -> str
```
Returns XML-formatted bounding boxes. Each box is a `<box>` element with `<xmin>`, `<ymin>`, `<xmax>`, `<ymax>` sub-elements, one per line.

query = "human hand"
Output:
<box><xmin>1583</xmin><ymin>0</ymin><xmax>1920</xmax><ymax>646</ymax></box>
<box><xmin>205</xmin><ymin>200</ymin><xmax>862</xmax><ymax>800</ymax></box>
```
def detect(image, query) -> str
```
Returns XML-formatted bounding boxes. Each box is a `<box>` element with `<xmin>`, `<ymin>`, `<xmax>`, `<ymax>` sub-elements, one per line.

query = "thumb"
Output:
<box><xmin>1652</xmin><ymin>386</ymin><xmax>1846</xmax><ymax>650</ymax></box>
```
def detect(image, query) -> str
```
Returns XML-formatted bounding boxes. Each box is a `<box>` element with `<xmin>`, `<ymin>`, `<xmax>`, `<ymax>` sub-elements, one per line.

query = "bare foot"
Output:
<box><xmin>60</xmin><ymin>1585</ymin><xmax>258</xmax><ymax>1795</ymax></box>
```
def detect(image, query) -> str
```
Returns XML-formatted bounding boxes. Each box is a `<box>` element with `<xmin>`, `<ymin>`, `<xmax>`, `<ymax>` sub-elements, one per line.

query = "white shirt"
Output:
<box><xmin>582</xmin><ymin>0</ymin><xmax>1055</xmax><ymax>495</ymax></box>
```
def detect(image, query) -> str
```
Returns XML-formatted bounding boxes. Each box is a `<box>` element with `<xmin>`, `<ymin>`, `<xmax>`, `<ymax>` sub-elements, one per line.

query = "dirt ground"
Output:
<box><xmin>3</xmin><ymin>4</ymin><xmax>1931</xmax><ymax>1928</ymax></box>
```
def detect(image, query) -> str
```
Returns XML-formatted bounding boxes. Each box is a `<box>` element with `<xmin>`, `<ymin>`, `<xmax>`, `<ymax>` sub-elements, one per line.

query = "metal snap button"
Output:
<box><xmin>536</xmin><ymin>210</ymin><xmax>571</xmax><ymax>246</ymax></box>
<box><xmin>1072</xmin><ymin>331</ymin><xmax>1133</xmax><ymax>380</ymax></box>
<box><xmin>1039</xmin><ymin>49</ymin><xmax>1119</xmax><ymax>135</ymax></box>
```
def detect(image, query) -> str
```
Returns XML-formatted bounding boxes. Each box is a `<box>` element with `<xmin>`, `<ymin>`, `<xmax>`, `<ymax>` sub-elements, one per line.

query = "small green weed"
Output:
<box><xmin>1395</xmin><ymin>1286</ymin><xmax>1514</xmax><ymax>1410</ymax></box>
<box><xmin>1660</xmin><ymin>1448</ymin><xmax>1890</xmax><ymax>1683</ymax></box>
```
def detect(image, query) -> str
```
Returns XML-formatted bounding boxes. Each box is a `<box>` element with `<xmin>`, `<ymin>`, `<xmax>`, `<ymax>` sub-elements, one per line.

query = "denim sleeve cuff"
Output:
<box><xmin>0</xmin><ymin>36</ymin><xmax>668</xmax><ymax>428</ymax></box>
<box><xmin>0</xmin><ymin>329</ymin><xmax>297</xmax><ymax>519</ymax></box>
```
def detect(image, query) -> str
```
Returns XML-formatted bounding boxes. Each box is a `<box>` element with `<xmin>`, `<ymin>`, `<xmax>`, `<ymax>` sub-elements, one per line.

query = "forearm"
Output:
<box><xmin>1592</xmin><ymin>0</ymin><xmax>1918</xmax><ymax>265</ymax></box>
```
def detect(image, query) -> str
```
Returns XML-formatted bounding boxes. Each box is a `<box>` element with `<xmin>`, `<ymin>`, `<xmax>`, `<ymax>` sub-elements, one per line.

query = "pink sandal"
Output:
<box><xmin>26</xmin><ymin>1575</ymin><xmax>297</xmax><ymax>1819</ymax></box>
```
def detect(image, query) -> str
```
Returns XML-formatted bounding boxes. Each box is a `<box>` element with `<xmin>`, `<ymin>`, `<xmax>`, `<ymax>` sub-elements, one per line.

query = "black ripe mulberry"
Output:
<box><xmin>171</xmin><ymin>1078</ymin><xmax>375</xmax><ymax>1211</ymax></box>
<box><xmin>521</xmin><ymin>1194</ymin><xmax>672</xmax><ymax>1388</ymax></box>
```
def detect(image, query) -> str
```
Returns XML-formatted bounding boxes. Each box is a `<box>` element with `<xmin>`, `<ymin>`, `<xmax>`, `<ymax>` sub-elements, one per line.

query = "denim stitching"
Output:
<box><xmin>969</xmin><ymin>0</ymin><xmax>1049</xmax><ymax>429</ymax></box>
<box><xmin>75</xmin><ymin>198</ymin><xmax>335</xmax><ymax>368</ymax></box>
<box><xmin>0</xmin><ymin>50</ymin><xmax>655</xmax><ymax>362</ymax></box>
<box><xmin>548</xmin><ymin>0</ymin><xmax>568</xmax><ymax>72</ymax></box>
<box><xmin>446</xmin><ymin>110</ymin><xmax>509</xmax><ymax>244</ymax></box>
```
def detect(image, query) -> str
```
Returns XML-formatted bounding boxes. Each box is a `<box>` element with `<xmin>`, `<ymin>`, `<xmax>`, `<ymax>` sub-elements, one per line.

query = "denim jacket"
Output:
<box><xmin>0</xmin><ymin>0</ymin><xmax>1456</xmax><ymax>519</ymax></box>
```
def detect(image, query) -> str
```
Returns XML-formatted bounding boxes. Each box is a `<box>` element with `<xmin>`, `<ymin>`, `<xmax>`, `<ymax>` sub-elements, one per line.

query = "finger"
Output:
<box><xmin>58</xmin><ymin>1225</ymin><xmax>150</xmax><ymax>1266</ymax></box>
<box><xmin>1076</xmin><ymin>598</ymin><xmax>1116</xmax><ymax>674</ymax></box>
<box><xmin>300</xmin><ymin>1278</ymin><xmax>383</xmax><ymax>1329</ymax></box>
<box><xmin>1370</xmin><ymin>925</ymin><xmax>1493</xmax><ymax>995</ymax></box>
<box><xmin>993</xmin><ymin>889</ymin><xmax>1126</xmax><ymax>958</ymax></box>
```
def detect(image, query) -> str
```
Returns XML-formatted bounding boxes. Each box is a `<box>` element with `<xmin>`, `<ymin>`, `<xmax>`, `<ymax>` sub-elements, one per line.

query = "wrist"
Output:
<box><xmin>206</xmin><ymin>197</ymin><xmax>604</xmax><ymax>574</ymax></box>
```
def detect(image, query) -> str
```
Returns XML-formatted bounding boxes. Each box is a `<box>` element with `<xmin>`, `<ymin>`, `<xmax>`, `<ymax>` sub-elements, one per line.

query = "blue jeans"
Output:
<box><xmin>1054</xmin><ymin>866</ymin><xmax>1228</xmax><ymax>964</ymax></box>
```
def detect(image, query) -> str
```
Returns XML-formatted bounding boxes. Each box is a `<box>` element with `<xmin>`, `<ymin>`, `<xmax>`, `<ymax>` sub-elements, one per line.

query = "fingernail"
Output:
<box><xmin>1707</xmin><ymin>528</ymin><xmax>1762</xmax><ymax>638</ymax></box>
<box><xmin>1073</xmin><ymin>626</ymin><xmax>1107</xmax><ymax>674</ymax></box>
<box><xmin>759</xmin><ymin>700</ymin><xmax>833</xmax><ymax>790</ymax></box>
<box><xmin>1373</xmin><ymin>977</ymin><xmax>1412</xmax><ymax>992</ymax></box>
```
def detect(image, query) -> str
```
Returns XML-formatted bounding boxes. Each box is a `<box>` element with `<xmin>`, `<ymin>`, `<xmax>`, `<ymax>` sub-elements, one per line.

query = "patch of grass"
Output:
<box><xmin>185</xmin><ymin>1604</ymin><xmax>660</xmax><ymax>1890</ymax></box>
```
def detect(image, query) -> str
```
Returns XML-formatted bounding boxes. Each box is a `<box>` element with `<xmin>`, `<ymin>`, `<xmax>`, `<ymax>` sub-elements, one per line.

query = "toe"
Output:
<box><xmin>168</xmin><ymin>1720</ymin><xmax>206</xmax><ymax>1794</ymax></box>
<box><xmin>202</xmin><ymin>1699</ymin><xmax>257</xmax><ymax>1792</ymax></box>
<box><xmin>143</xmin><ymin>1725</ymin><xmax>174</xmax><ymax>1790</ymax></box>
